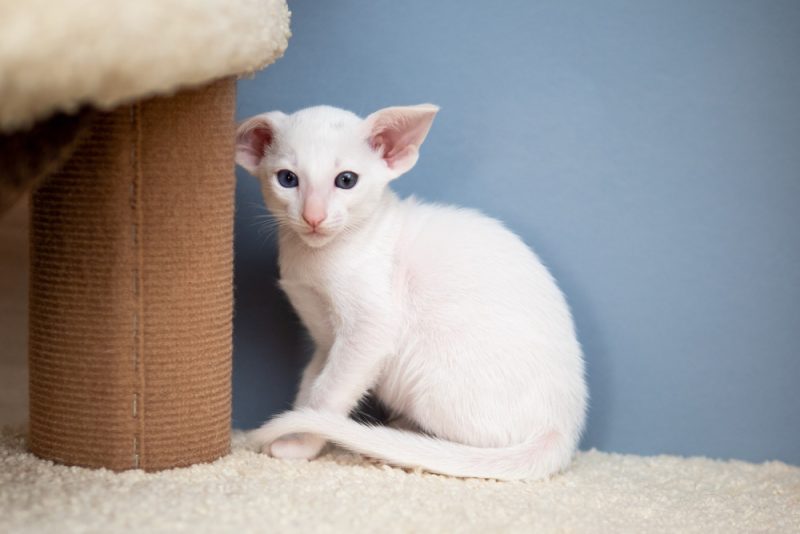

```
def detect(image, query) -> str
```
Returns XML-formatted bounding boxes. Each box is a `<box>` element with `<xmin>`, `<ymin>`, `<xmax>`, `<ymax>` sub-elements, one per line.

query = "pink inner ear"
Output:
<box><xmin>367</xmin><ymin>105</ymin><xmax>438</xmax><ymax>170</ymax></box>
<box><xmin>235</xmin><ymin>118</ymin><xmax>274</xmax><ymax>172</ymax></box>
<box><xmin>372</xmin><ymin>136</ymin><xmax>415</xmax><ymax>169</ymax></box>
<box><xmin>369</xmin><ymin>117</ymin><xmax>416</xmax><ymax>168</ymax></box>
<box><xmin>370</xmin><ymin>132</ymin><xmax>397</xmax><ymax>167</ymax></box>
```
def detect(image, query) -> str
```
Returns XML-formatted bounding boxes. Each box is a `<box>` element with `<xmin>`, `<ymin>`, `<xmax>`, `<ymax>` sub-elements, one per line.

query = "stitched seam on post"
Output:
<box><xmin>130</xmin><ymin>103</ymin><xmax>145</xmax><ymax>469</ymax></box>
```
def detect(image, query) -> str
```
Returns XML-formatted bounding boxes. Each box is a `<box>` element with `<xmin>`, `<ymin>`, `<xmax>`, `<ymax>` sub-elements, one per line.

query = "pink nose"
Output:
<box><xmin>302</xmin><ymin>212</ymin><xmax>326</xmax><ymax>229</ymax></box>
<box><xmin>302</xmin><ymin>195</ymin><xmax>326</xmax><ymax>229</ymax></box>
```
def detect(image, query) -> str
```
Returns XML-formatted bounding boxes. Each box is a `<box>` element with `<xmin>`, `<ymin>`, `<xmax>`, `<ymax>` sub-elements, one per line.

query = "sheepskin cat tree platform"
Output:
<box><xmin>0</xmin><ymin>0</ymin><xmax>290</xmax><ymax>471</ymax></box>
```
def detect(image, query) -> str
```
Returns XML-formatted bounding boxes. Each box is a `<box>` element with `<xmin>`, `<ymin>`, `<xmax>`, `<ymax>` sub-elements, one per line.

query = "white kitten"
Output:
<box><xmin>236</xmin><ymin>104</ymin><xmax>587</xmax><ymax>480</ymax></box>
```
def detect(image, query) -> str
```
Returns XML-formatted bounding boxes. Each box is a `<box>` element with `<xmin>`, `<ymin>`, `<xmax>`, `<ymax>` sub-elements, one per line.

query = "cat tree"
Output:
<box><xmin>0</xmin><ymin>0</ymin><xmax>290</xmax><ymax>471</ymax></box>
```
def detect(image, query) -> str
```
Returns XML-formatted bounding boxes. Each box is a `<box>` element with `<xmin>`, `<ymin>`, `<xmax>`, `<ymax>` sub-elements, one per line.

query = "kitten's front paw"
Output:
<box><xmin>263</xmin><ymin>433</ymin><xmax>326</xmax><ymax>460</ymax></box>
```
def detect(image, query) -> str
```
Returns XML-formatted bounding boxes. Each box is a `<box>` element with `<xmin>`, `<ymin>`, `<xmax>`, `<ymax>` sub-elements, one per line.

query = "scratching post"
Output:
<box><xmin>28</xmin><ymin>79</ymin><xmax>235</xmax><ymax>471</ymax></box>
<box><xmin>1</xmin><ymin>0</ymin><xmax>290</xmax><ymax>472</ymax></box>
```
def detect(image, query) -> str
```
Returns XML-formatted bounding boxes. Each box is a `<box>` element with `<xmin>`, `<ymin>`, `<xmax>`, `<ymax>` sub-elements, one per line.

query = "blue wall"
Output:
<box><xmin>233</xmin><ymin>0</ymin><xmax>800</xmax><ymax>464</ymax></box>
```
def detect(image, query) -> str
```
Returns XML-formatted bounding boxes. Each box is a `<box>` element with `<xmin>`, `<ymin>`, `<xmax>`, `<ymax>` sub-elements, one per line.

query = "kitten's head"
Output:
<box><xmin>235</xmin><ymin>104</ymin><xmax>438</xmax><ymax>247</ymax></box>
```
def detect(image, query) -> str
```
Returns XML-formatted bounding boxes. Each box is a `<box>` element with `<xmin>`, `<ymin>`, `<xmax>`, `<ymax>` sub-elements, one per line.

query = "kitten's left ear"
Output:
<box><xmin>235</xmin><ymin>112</ymin><xmax>285</xmax><ymax>175</ymax></box>
<box><xmin>365</xmin><ymin>104</ymin><xmax>439</xmax><ymax>177</ymax></box>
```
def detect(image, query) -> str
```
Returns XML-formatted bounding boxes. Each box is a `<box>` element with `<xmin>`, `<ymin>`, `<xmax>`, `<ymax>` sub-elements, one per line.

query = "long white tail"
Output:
<box><xmin>252</xmin><ymin>408</ymin><xmax>571</xmax><ymax>481</ymax></box>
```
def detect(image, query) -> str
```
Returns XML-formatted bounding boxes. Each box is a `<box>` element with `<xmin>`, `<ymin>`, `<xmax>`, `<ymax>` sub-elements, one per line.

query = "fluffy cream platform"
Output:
<box><xmin>0</xmin><ymin>0</ymin><xmax>290</xmax><ymax>130</ymax></box>
<box><xmin>1</xmin><ymin>426</ymin><xmax>797</xmax><ymax>533</ymax></box>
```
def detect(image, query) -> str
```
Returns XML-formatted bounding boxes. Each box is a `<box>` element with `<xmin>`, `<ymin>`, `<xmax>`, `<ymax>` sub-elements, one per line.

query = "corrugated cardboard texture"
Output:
<box><xmin>28</xmin><ymin>78</ymin><xmax>235</xmax><ymax>471</ymax></box>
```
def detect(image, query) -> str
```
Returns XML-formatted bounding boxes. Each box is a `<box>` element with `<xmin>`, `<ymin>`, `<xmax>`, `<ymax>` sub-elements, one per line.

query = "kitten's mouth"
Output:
<box><xmin>301</xmin><ymin>226</ymin><xmax>334</xmax><ymax>239</ymax></box>
<box><xmin>298</xmin><ymin>228</ymin><xmax>337</xmax><ymax>248</ymax></box>
<box><xmin>292</xmin><ymin>220</ymin><xmax>339</xmax><ymax>246</ymax></box>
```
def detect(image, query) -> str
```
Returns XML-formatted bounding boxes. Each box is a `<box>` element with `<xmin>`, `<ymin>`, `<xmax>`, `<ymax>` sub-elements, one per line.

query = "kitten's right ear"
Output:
<box><xmin>235</xmin><ymin>112</ymin><xmax>284</xmax><ymax>175</ymax></box>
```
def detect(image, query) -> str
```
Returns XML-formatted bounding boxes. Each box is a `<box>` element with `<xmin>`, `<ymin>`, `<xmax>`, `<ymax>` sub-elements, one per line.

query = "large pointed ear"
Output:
<box><xmin>365</xmin><ymin>104</ymin><xmax>439</xmax><ymax>177</ymax></box>
<box><xmin>235</xmin><ymin>112</ymin><xmax>285</xmax><ymax>175</ymax></box>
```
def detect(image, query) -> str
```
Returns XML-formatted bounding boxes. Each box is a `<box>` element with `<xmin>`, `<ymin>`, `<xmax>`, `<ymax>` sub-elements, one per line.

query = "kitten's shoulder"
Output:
<box><xmin>396</xmin><ymin>194</ymin><xmax>508</xmax><ymax>232</ymax></box>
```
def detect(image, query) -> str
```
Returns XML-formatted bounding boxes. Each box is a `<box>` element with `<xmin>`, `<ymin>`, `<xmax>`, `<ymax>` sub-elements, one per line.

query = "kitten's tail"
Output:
<box><xmin>251</xmin><ymin>408</ymin><xmax>572</xmax><ymax>481</ymax></box>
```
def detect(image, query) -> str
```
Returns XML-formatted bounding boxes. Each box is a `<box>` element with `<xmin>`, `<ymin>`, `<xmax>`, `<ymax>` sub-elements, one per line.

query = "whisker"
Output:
<box><xmin>242</xmin><ymin>204</ymin><xmax>295</xmax><ymax>247</ymax></box>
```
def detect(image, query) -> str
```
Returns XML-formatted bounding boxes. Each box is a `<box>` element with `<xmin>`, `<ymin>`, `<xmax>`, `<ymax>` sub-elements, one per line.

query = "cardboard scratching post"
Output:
<box><xmin>28</xmin><ymin>79</ymin><xmax>235</xmax><ymax>471</ymax></box>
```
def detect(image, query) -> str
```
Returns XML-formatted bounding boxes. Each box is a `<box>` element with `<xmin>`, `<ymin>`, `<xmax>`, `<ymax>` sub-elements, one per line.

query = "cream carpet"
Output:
<box><xmin>1</xmin><ymin>426</ymin><xmax>798</xmax><ymax>533</ymax></box>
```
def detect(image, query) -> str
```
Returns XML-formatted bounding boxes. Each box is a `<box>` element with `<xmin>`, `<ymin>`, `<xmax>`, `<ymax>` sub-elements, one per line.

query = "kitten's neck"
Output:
<box><xmin>358</xmin><ymin>189</ymin><xmax>400</xmax><ymax>234</ymax></box>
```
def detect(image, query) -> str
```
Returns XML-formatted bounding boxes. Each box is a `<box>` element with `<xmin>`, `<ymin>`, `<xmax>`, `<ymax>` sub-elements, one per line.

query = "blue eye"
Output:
<box><xmin>334</xmin><ymin>171</ymin><xmax>359</xmax><ymax>189</ymax></box>
<box><xmin>276</xmin><ymin>169</ymin><xmax>299</xmax><ymax>188</ymax></box>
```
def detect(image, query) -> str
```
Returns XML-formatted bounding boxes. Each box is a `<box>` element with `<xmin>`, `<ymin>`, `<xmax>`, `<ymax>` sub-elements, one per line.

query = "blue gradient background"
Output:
<box><xmin>233</xmin><ymin>0</ymin><xmax>800</xmax><ymax>464</ymax></box>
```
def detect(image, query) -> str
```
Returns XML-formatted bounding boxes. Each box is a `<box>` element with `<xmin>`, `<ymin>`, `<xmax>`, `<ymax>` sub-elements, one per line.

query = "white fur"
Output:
<box><xmin>236</xmin><ymin>104</ymin><xmax>587</xmax><ymax>481</ymax></box>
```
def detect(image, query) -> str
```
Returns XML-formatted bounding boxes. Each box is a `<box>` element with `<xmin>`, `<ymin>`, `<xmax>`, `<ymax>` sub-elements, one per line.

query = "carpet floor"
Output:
<box><xmin>1</xmin><ymin>426</ymin><xmax>798</xmax><ymax>533</ymax></box>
